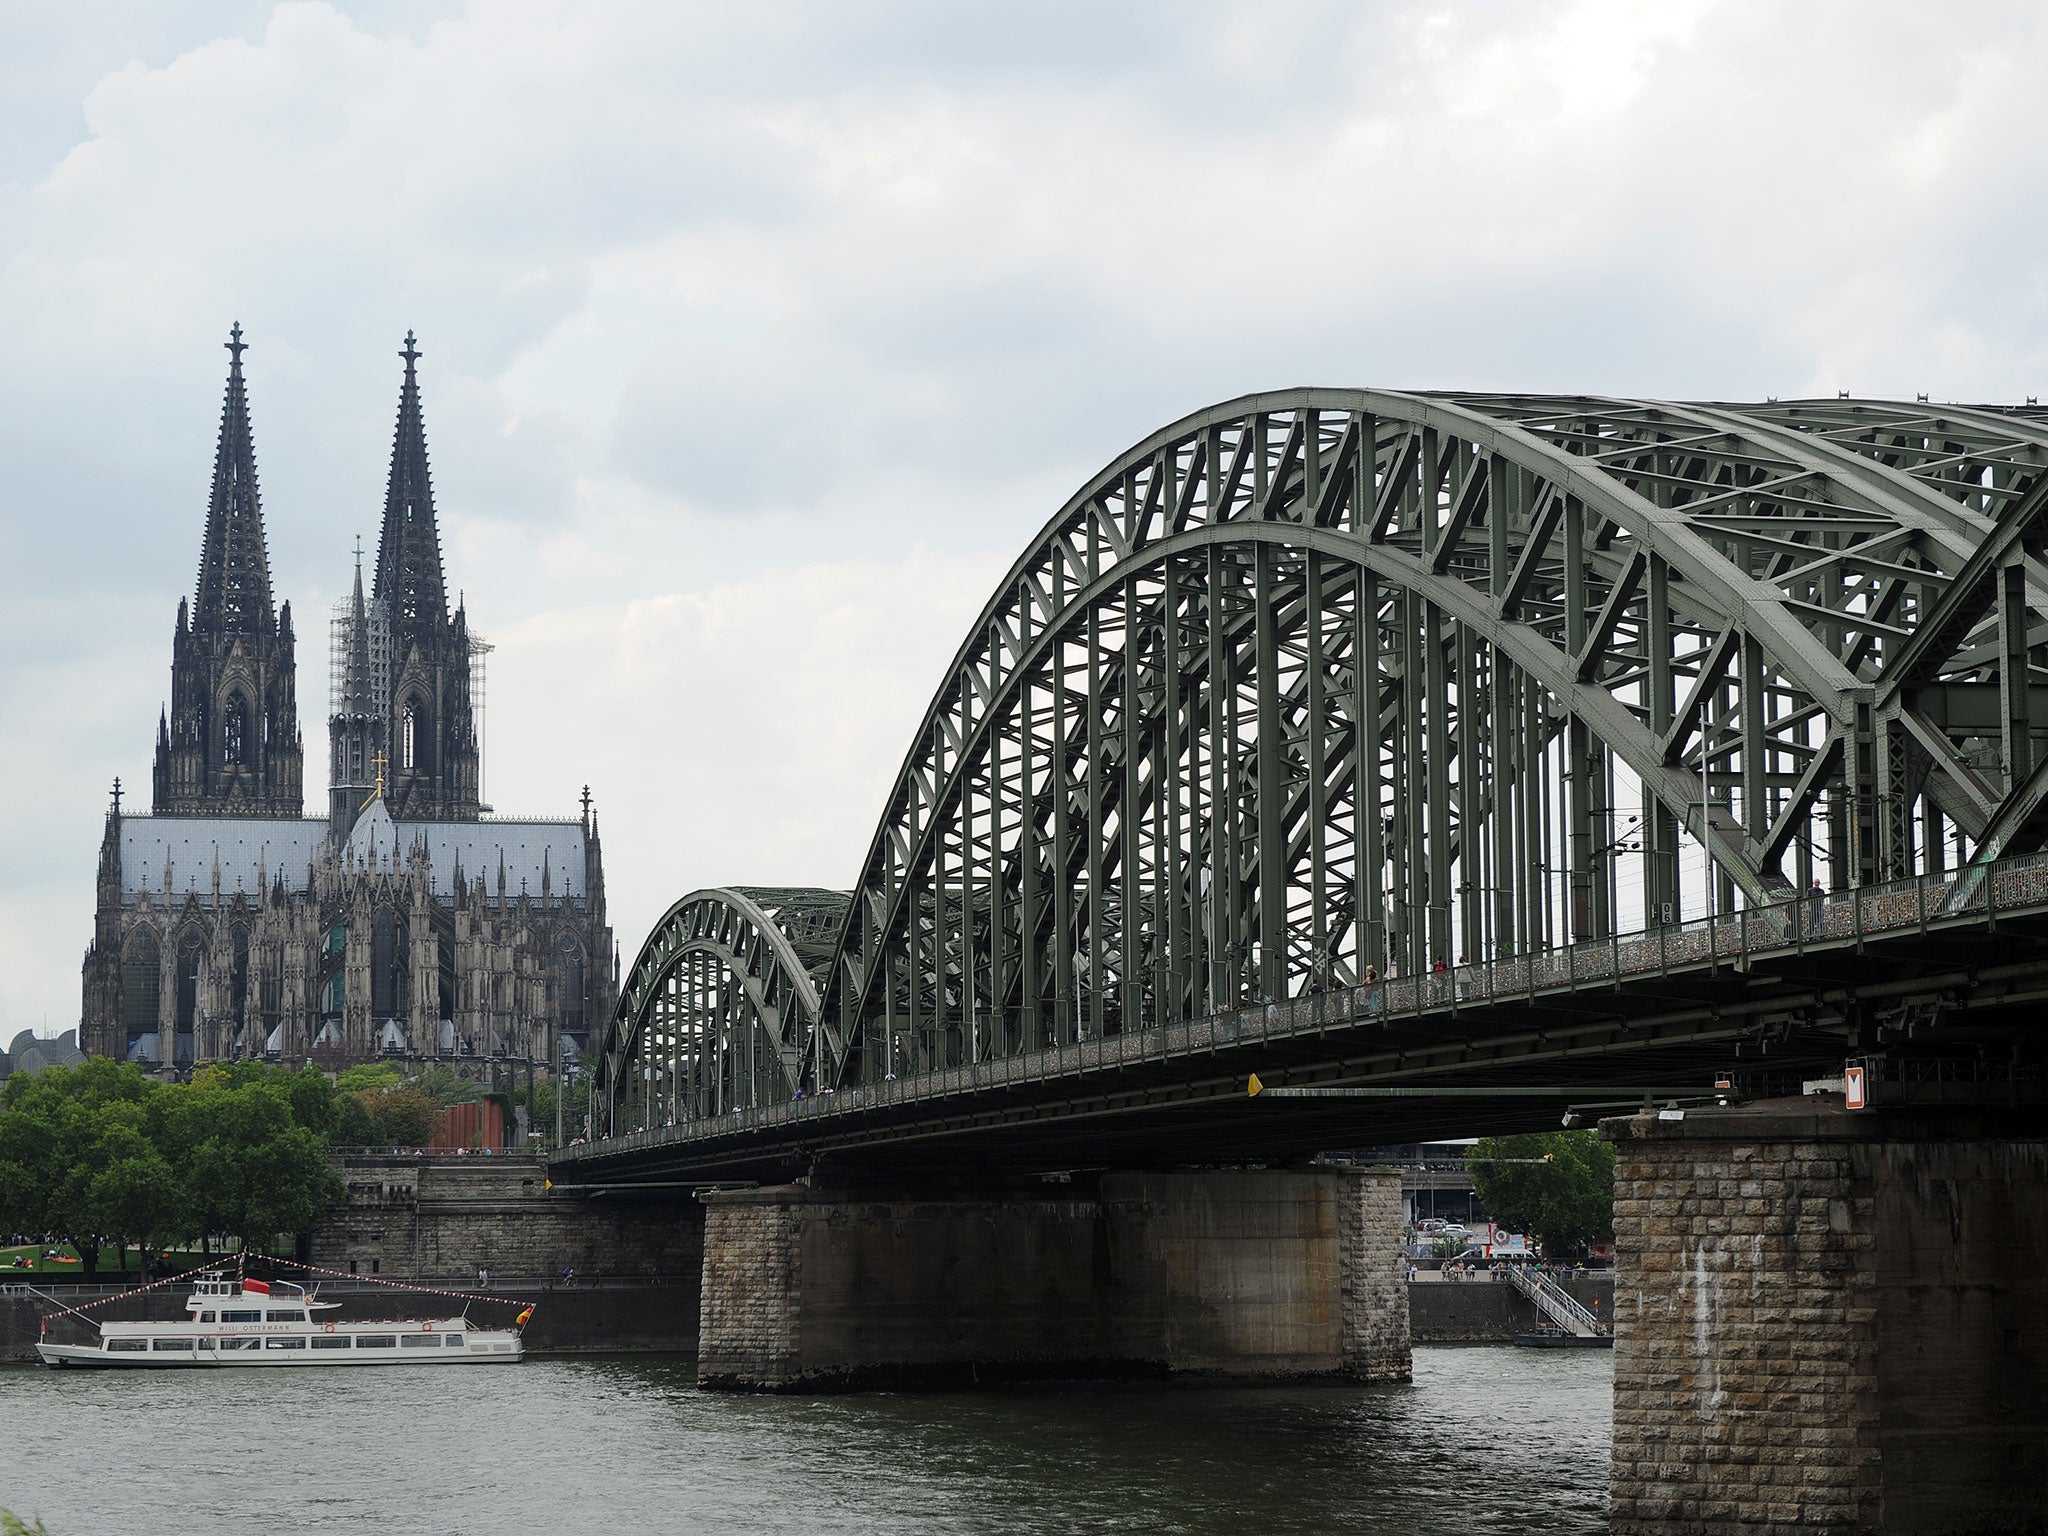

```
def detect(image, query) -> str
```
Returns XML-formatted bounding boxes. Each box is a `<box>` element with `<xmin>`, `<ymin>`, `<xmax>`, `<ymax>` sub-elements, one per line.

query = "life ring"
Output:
<box><xmin>323</xmin><ymin>1321</ymin><xmax>335</xmax><ymax>1334</ymax></box>
<box><xmin>422</xmin><ymin>1321</ymin><xmax>433</xmax><ymax>1332</ymax></box>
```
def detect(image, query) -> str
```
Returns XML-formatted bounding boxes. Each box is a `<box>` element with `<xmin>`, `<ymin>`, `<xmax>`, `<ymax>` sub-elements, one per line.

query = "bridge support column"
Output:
<box><xmin>1605</xmin><ymin>1101</ymin><xmax>2048</xmax><ymax>1536</ymax></box>
<box><xmin>695</xmin><ymin>1166</ymin><xmax>1407</xmax><ymax>1392</ymax></box>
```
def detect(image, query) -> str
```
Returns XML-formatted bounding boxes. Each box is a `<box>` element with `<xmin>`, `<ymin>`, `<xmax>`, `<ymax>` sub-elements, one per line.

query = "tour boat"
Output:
<box><xmin>36</xmin><ymin>1274</ymin><xmax>526</xmax><ymax>1369</ymax></box>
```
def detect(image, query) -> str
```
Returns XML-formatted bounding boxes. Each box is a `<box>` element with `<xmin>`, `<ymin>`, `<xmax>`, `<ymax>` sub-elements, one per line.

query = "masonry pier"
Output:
<box><xmin>1605</xmin><ymin>1100</ymin><xmax>2048</xmax><ymax>1536</ymax></box>
<box><xmin>696</xmin><ymin>1166</ymin><xmax>1409</xmax><ymax>1392</ymax></box>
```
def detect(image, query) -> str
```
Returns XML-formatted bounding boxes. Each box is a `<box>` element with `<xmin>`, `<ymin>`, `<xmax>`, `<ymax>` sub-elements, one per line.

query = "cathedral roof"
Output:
<box><xmin>345</xmin><ymin>791</ymin><xmax>397</xmax><ymax>864</ymax></box>
<box><xmin>120</xmin><ymin>817</ymin><xmax>329</xmax><ymax>900</ymax></box>
<box><xmin>114</xmin><ymin>814</ymin><xmax>590</xmax><ymax>903</ymax></box>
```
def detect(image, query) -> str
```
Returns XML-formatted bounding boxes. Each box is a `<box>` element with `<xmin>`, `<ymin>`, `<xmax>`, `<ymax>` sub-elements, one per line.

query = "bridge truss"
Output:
<box><xmin>600</xmin><ymin>390</ymin><xmax>2048</xmax><ymax>1135</ymax></box>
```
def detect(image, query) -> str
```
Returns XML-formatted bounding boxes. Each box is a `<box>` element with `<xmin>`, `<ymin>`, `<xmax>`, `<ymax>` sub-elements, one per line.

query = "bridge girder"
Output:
<box><xmin>600</xmin><ymin>390</ymin><xmax>2048</xmax><ymax>1128</ymax></box>
<box><xmin>604</xmin><ymin>886</ymin><xmax>847</xmax><ymax>1131</ymax></box>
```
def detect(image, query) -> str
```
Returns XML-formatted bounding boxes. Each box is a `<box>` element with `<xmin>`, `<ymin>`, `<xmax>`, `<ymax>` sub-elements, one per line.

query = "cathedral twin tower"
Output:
<box><xmin>85</xmin><ymin>326</ymin><xmax>613</xmax><ymax>1077</ymax></box>
<box><xmin>154</xmin><ymin>325</ymin><xmax>480</xmax><ymax>827</ymax></box>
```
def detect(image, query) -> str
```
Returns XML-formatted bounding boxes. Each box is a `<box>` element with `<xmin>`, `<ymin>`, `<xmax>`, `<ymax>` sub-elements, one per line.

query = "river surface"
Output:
<box><xmin>0</xmin><ymin>1347</ymin><xmax>1610</xmax><ymax>1535</ymax></box>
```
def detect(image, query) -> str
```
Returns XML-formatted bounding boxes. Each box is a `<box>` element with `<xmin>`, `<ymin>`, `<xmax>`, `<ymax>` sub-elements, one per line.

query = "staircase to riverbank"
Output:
<box><xmin>1500</xmin><ymin>1266</ymin><xmax>1608</xmax><ymax>1337</ymax></box>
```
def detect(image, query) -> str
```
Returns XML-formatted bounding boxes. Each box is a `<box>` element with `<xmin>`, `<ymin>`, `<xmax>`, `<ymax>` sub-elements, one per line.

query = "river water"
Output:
<box><xmin>0</xmin><ymin>1347</ymin><xmax>1610</xmax><ymax>1535</ymax></box>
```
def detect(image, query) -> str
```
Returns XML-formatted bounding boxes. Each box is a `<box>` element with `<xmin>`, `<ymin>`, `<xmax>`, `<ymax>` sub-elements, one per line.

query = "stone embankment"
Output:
<box><xmin>308</xmin><ymin>1153</ymin><xmax>703</xmax><ymax>1281</ymax></box>
<box><xmin>1407</xmin><ymin>1273</ymin><xmax>1614</xmax><ymax>1342</ymax></box>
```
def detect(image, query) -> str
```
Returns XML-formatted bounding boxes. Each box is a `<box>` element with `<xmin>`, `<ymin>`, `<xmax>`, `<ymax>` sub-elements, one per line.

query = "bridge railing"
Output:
<box><xmin>578</xmin><ymin>847</ymin><xmax>2048</xmax><ymax>1153</ymax></box>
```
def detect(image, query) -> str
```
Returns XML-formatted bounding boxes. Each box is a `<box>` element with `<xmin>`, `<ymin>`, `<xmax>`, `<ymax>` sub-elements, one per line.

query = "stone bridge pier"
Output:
<box><xmin>695</xmin><ymin>1165</ymin><xmax>1409</xmax><ymax>1392</ymax></box>
<box><xmin>1604</xmin><ymin>1100</ymin><xmax>2048</xmax><ymax>1536</ymax></box>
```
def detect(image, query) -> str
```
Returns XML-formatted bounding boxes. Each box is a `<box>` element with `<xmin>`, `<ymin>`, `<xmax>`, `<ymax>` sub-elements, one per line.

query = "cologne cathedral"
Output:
<box><xmin>80</xmin><ymin>328</ymin><xmax>615</xmax><ymax>1074</ymax></box>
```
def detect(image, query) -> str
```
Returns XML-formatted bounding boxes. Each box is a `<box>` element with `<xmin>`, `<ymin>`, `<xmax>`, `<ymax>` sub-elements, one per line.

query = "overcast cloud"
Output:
<box><xmin>5</xmin><ymin>0</ymin><xmax>2047</xmax><ymax>1036</ymax></box>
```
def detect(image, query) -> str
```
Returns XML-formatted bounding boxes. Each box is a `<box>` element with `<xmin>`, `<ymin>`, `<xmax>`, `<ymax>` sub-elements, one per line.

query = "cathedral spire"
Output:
<box><xmin>193</xmin><ymin>323</ymin><xmax>276</xmax><ymax>637</ymax></box>
<box><xmin>153</xmin><ymin>327</ymin><xmax>303</xmax><ymax>818</ymax></box>
<box><xmin>373</xmin><ymin>330</ymin><xmax>448</xmax><ymax>647</ymax></box>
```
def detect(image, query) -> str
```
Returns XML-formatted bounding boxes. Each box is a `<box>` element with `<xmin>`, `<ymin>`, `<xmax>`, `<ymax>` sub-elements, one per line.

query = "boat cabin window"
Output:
<box><xmin>444</xmin><ymin>1334</ymin><xmax>465</xmax><ymax>1346</ymax></box>
<box><xmin>220</xmin><ymin>1309</ymin><xmax>262</xmax><ymax>1323</ymax></box>
<box><xmin>151</xmin><ymin>1338</ymin><xmax>196</xmax><ymax>1352</ymax></box>
<box><xmin>198</xmin><ymin>1311</ymin><xmax>215</xmax><ymax>1323</ymax></box>
<box><xmin>401</xmin><ymin>1334</ymin><xmax>440</xmax><ymax>1348</ymax></box>
<box><xmin>105</xmin><ymin>1339</ymin><xmax>147</xmax><ymax>1353</ymax></box>
<box><xmin>218</xmin><ymin>1338</ymin><xmax>261</xmax><ymax>1352</ymax></box>
<box><xmin>311</xmin><ymin>1336</ymin><xmax>351</xmax><ymax>1350</ymax></box>
<box><xmin>267</xmin><ymin>1309</ymin><xmax>307</xmax><ymax>1322</ymax></box>
<box><xmin>356</xmin><ymin>1336</ymin><xmax>396</xmax><ymax>1348</ymax></box>
<box><xmin>264</xmin><ymin>1336</ymin><xmax>306</xmax><ymax>1350</ymax></box>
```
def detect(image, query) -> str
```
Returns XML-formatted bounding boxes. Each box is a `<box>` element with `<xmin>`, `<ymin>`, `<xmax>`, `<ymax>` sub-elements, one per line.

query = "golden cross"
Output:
<box><xmin>371</xmin><ymin>749</ymin><xmax>388</xmax><ymax>798</ymax></box>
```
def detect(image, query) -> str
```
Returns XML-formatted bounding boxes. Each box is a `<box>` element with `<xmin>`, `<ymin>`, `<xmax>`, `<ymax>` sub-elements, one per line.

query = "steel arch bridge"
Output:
<box><xmin>598</xmin><ymin>388</ymin><xmax>2048</xmax><ymax>1138</ymax></box>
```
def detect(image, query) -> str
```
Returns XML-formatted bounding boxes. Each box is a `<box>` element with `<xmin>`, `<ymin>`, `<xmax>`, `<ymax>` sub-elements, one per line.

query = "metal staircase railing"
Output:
<box><xmin>1500</xmin><ymin>1265</ymin><xmax>1605</xmax><ymax>1337</ymax></box>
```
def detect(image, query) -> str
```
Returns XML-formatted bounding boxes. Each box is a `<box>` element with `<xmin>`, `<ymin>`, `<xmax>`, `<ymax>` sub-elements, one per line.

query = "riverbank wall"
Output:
<box><xmin>1407</xmin><ymin>1274</ymin><xmax>1614</xmax><ymax>1342</ymax></box>
<box><xmin>308</xmin><ymin>1153</ymin><xmax>704</xmax><ymax>1282</ymax></box>
<box><xmin>3</xmin><ymin>1270</ymin><xmax>1610</xmax><ymax>1364</ymax></box>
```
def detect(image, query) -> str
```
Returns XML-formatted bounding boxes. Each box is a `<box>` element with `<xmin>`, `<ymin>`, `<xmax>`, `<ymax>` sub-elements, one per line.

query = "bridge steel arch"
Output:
<box><xmin>600</xmin><ymin>390</ymin><xmax>2048</xmax><ymax>1124</ymax></box>
<box><xmin>603</xmin><ymin>886</ymin><xmax>848</xmax><ymax>1133</ymax></box>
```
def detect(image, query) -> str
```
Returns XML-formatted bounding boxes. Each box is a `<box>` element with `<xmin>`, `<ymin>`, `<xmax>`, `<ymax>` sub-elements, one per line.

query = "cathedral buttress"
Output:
<box><xmin>152</xmin><ymin>325</ymin><xmax>304</xmax><ymax>817</ymax></box>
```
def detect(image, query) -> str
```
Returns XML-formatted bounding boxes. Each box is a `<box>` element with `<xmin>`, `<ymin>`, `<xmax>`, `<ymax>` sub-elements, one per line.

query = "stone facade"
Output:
<box><xmin>697</xmin><ymin>1191</ymin><xmax>807</xmax><ymax>1389</ymax></box>
<box><xmin>1406</xmin><ymin>1273</ymin><xmax>1614</xmax><ymax>1342</ymax></box>
<box><xmin>1341</xmin><ymin>1164</ymin><xmax>1412</xmax><ymax>1380</ymax></box>
<box><xmin>697</xmin><ymin>1167</ymin><xmax>1410</xmax><ymax>1392</ymax></box>
<box><xmin>308</xmin><ymin>1154</ymin><xmax>702</xmax><ymax>1282</ymax></box>
<box><xmin>83</xmin><ymin>804</ymin><xmax>611</xmax><ymax>1070</ymax></box>
<box><xmin>81</xmin><ymin>329</ymin><xmax>613</xmax><ymax>1073</ymax></box>
<box><xmin>1606</xmin><ymin>1100</ymin><xmax>2048</xmax><ymax>1536</ymax></box>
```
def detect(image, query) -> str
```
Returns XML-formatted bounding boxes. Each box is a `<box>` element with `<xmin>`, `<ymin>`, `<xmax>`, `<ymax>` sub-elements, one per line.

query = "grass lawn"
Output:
<box><xmin>2</xmin><ymin>1243</ymin><xmax>217</xmax><ymax>1278</ymax></box>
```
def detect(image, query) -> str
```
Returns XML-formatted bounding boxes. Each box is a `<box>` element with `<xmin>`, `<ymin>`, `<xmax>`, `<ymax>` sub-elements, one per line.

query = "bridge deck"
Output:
<box><xmin>559</xmin><ymin>854</ymin><xmax>2048</xmax><ymax>1182</ymax></box>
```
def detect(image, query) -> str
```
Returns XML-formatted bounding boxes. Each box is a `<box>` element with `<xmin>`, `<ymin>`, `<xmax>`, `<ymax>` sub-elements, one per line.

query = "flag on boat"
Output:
<box><xmin>515</xmin><ymin>1306</ymin><xmax>533</xmax><ymax>1327</ymax></box>
<box><xmin>242</xmin><ymin>1279</ymin><xmax>270</xmax><ymax>1295</ymax></box>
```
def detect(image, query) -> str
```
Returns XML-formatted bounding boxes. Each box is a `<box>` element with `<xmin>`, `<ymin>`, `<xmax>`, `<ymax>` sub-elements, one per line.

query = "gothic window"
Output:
<box><xmin>122</xmin><ymin>931</ymin><xmax>161</xmax><ymax>1034</ymax></box>
<box><xmin>175</xmin><ymin>935</ymin><xmax>204</xmax><ymax>1034</ymax></box>
<box><xmin>558</xmin><ymin>945</ymin><xmax>586</xmax><ymax>1034</ymax></box>
<box><xmin>327</xmin><ymin>923</ymin><xmax>347</xmax><ymax>955</ymax></box>
<box><xmin>401</xmin><ymin>695</ymin><xmax>431</xmax><ymax>774</ymax></box>
<box><xmin>224</xmin><ymin>693</ymin><xmax>249</xmax><ymax>767</ymax></box>
<box><xmin>401</xmin><ymin>705</ymin><xmax>415</xmax><ymax>771</ymax></box>
<box><xmin>327</xmin><ymin>971</ymin><xmax>346</xmax><ymax>1014</ymax></box>
<box><xmin>372</xmin><ymin>909</ymin><xmax>403</xmax><ymax>1017</ymax></box>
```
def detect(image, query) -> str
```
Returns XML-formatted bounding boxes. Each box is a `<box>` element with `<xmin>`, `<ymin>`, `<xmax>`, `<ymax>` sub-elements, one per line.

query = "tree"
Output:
<box><xmin>410</xmin><ymin>1064</ymin><xmax>482</xmax><ymax>1105</ymax></box>
<box><xmin>356</xmin><ymin>1085</ymin><xmax>437</xmax><ymax>1147</ymax></box>
<box><xmin>335</xmin><ymin>1062</ymin><xmax>403</xmax><ymax>1096</ymax></box>
<box><xmin>151</xmin><ymin>1071</ymin><xmax>343</xmax><ymax>1255</ymax></box>
<box><xmin>87</xmin><ymin>1115</ymin><xmax>185</xmax><ymax>1279</ymax></box>
<box><xmin>1466</xmin><ymin>1130</ymin><xmax>1615</xmax><ymax>1253</ymax></box>
<box><xmin>0</xmin><ymin>1059</ymin><xmax>156</xmax><ymax>1277</ymax></box>
<box><xmin>332</xmin><ymin>1091</ymin><xmax>376</xmax><ymax>1146</ymax></box>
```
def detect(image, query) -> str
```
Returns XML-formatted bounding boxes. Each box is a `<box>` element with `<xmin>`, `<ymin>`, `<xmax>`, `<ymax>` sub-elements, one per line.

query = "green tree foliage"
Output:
<box><xmin>1466</xmin><ymin>1130</ymin><xmax>1615</xmax><ymax>1253</ymax></box>
<box><xmin>335</xmin><ymin>1062</ymin><xmax>403</xmax><ymax>1095</ymax></box>
<box><xmin>354</xmin><ymin>1085</ymin><xmax>438</xmax><ymax>1147</ymax></box>
<box><xmin>0</xmin><ymin>1059</ymin><xmax>153</xmax><ymax>1277</ymax></box>
<box><xmin>409</xmin><ymin>1064</ymin><xmax>483</xmax><ymax>1105</ymax></box>
<box><xmin>0</xmin><ymin>1059</ymin><xmax>343</xmax><ymax>1270</ymax></box>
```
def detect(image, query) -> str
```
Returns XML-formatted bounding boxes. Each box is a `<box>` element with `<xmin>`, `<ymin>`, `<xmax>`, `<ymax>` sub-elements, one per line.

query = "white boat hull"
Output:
<box><xmin>36</xmin><ymin>1273</ymin><xmax>529</xmax><ymax>1368</ymax></box>
<box><xmin>38</xmin><ymin>1328</ymin><xmax>524</xmax><ymax>1368</ymax></box>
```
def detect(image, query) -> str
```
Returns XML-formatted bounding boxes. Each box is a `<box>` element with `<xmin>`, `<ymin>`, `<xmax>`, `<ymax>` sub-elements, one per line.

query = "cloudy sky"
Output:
<box><xmin>4</xmin><ymin>1</ymin><xmax>2045</xmax><ymax>1038</ymax></box>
